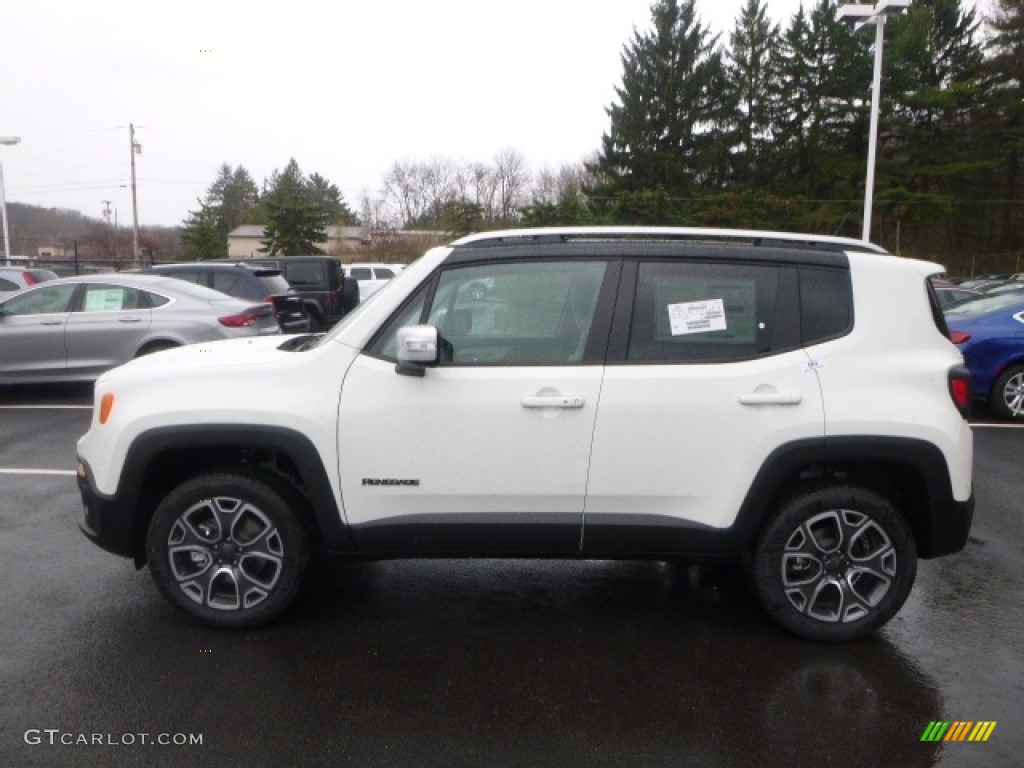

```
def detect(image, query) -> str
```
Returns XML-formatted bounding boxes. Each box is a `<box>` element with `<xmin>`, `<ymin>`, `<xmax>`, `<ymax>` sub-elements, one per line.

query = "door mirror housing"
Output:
<box><xmin>396</xmin><ymin>325</ymin><xmax>439</xmax><ymax>377</ymax></box>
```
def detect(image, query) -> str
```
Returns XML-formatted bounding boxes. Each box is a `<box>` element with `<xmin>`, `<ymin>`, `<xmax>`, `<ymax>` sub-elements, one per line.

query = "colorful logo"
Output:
<box><xmin>921</xmin><ymin>721</ymin><xmax>997</xmax><ymax>743</ymax></box>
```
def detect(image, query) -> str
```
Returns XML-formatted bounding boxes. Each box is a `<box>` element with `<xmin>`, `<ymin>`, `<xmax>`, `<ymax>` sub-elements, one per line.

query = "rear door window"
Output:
<box><xmin>626</xmin><ymin>262</ymin><xmax>785</xmax><ymax>363</ymax></box>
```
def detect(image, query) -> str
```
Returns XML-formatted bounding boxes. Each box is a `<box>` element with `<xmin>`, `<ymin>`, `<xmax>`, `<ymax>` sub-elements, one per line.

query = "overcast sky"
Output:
<box><xmin>2</xmin><ymin>0</ymin><xmax>995</xmax><ymax>229</ymax></box>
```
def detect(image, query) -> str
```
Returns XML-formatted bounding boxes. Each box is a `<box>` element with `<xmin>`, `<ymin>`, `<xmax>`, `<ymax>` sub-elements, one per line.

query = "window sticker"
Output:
<box><xmin>668</xmin><ymin>298</ymin><xmax>727</xmax><ymax>336</ymax></box>
<box><xmin>84</xmin><ymin>289</ymin><xmax>125</xmax><ymax>312</ymax></box>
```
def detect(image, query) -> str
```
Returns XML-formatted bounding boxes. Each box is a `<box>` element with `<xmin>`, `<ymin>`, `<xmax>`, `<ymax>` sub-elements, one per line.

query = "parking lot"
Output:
<box><xmin>1</xmin><ymin>383</ymin><xmax>1021</xmax><ymax>768</ymax></box>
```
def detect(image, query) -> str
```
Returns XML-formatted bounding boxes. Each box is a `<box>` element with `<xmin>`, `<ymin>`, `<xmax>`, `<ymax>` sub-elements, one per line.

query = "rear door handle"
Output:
<box><xmin>738</xmin><ymin>393</ymin><xmax>802</xmax><ymax>406</ymax></box>
<box><xmin>521</xmin><ymin>396</ymin><xmax>585</xmax><ymax>409</ymax></box>
<box><xmin>40</xmin><ymin>320</ymin><xmax>64</xmax><ymax>326</ymax></box>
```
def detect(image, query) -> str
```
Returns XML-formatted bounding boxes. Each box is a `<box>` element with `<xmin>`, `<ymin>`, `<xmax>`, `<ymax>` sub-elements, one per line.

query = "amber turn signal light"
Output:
<box><xmin>99</xmin><ymin>393</ymin><xmax>115</xmax><ymax>424</ymax></box>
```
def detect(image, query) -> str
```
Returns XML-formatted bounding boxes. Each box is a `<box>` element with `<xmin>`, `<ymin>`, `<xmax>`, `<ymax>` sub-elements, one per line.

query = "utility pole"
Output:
<box><xmin>101</xmin><ymin>200</ymin><xmax>112</xmax><ymax>226</ymax></box>
<box><xmin>129</xmin><ymin>123</ymin><xmax>141</xmax><ymax>266</ymax></box>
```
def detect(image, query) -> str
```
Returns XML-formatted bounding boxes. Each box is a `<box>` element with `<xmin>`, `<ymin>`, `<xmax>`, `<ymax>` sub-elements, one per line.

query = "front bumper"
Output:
<box><xmin>76</xmin><ymin>459</ymin><xmax>138</xmax><ymax>561</ymax></box>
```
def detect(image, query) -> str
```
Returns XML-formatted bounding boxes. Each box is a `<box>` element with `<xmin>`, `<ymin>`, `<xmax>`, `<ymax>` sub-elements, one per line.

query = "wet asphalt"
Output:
<box><xmin>0</xmin><ymin>384</ymin><xmax>1021</xmax><ymax>768</ymax></box>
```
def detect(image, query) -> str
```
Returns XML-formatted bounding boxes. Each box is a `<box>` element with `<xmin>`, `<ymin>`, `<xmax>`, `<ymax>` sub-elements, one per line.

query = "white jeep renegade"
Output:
<box><xmin>77</xmin><ymin>227</ymin><xmax>974</xmax><ymax>641</ymax></box>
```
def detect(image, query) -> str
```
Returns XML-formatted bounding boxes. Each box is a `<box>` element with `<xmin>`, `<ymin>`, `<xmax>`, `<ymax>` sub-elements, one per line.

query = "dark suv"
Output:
<box><xmin>139</xmin><ymin>263</ymin><xmax>311</xmax><ymax>334</ymax></box>
<box><xmin>245</xmin><ymin>256</ymin><xmax>359</xmax><ymax>330</ymax></box>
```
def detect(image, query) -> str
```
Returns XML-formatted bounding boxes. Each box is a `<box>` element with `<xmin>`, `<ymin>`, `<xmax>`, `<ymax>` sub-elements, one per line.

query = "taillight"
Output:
<box><xmin>218</xmin><ymin>312</ymin><xmax>260</xmax><ymax>328</ymax></box>
<box><xmin>948</xmin><ymin>366</ymin><xmax>971</xmax><ymax>417</ymax></box>
<box><xmin>949</xmin><ymin>330</ymin><xmax>971</xmax><ymax>344</ymax></box>
<box><xmin>24</xmin><ymin>273</ymin><xmax>37</xmax><ymax>286</ymax></box>
<box><xmin>330</xmin><ymin>290</ymin><xmax>341</xmax><ymax>308</ymax></box>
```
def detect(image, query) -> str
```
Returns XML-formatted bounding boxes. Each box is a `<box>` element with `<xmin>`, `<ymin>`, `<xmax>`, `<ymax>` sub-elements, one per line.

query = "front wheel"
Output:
<box><xmin>750</xmin><ymin>484</ymin><xmax>916</xmax><ymax>642</ymax></box>
<box><xmin>990</xmin><ymin>364</ymin><xmax>1024</xmax><ymax>420</ymax></box>
<box><xmin>146</xmin><ymin>473</ymin><xmax>309</xmax><ymax>629</ymax></box>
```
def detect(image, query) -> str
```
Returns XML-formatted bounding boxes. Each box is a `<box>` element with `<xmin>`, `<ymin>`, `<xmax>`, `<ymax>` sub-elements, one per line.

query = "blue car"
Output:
<box><xmin>945</xmin><ymin>294</ymin><xmax>1024</xmax><ymax>419</ymax></box>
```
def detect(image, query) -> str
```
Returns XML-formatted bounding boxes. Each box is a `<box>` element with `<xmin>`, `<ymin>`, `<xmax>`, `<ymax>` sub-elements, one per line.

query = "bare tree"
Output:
<box><xmin>493</xmin><ymin>148</ymin><xmax>529</xmax><ymax>222</ymax></box>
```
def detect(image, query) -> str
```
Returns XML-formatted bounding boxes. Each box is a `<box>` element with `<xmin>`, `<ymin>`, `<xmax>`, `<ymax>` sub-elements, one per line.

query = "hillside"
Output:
<box><xmin>5</xmin><ymin>202</ymin><xmax>183</xmax><ymax>264</ymax></box>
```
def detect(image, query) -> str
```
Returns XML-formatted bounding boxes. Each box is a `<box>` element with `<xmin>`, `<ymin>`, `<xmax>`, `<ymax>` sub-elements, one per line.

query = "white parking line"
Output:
<box><xmin>0</xmin><ymin>468</ymin><xmax>78</xmax><ymax>477</ymax></box>
<box><xmin>0</xmin><ymin>405</ymin><xmax>92</xmax><ymax>410</ymax></box>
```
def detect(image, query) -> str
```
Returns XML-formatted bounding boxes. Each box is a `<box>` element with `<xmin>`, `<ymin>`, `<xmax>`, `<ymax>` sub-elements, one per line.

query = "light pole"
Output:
<box><xmin>129</xmin><ymin>124</ymin><xmax>141</xmax><ymax>266</ymax></box>
<box><xmin>0</xmin><ymin>135</ymin><xmax>21</xmax><ymax>266</ymax></box>
<box><xmin>837</xmin><ymin>1</ymin><xmax>911</xmax><ymax>243</ymax></box>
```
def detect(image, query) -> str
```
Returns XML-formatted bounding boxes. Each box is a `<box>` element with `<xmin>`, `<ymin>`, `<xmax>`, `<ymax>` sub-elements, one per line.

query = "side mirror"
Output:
<box><xmin>396</xmin><ymin>325</ymin><xmax>439</xmax><ymax>377</ymax></box>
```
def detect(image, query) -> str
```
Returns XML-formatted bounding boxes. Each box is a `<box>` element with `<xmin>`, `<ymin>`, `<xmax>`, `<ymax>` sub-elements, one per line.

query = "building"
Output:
<box><xmin>227</xmin><ymin>225</ymin><xmax>370</xmax><ymax>259</ymax></box>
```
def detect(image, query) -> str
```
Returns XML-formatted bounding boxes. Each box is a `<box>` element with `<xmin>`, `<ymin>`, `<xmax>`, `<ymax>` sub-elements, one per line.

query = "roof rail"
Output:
<box><xmin>450</xmin><ymin>227</ymin><xmax>888</xmax><ymax>254</ymax></box>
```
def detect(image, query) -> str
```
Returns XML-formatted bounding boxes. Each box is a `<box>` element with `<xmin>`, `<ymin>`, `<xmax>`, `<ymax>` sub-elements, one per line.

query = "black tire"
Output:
<box><xmin>750</xmin><ymin>483</ymin><xmax>916</xmax><ymax>642</ymax></box>
<box><xmin>990</xmin><ymin>364</ymin><xmax>1024</xmax><ymax>420</ymax></box>
<box><xmin>146</xmin><ymin>472</ymin><xmax>309</xmax><ymax>629</ymax></box>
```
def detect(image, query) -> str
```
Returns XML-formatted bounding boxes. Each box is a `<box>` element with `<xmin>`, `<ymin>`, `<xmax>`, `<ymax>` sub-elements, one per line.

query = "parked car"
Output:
<box><xmin>243</xmin><ymin>255</ymin><xmax>359</xmax><ymax>330</ymax></box>
<box><xmin>0</xmin><ymin>266</ymin><xmax>59</xmax><ymax>294</ymax></box>
<box><xmin>946</xmin><ymin>293</ymin><xmax>1024</xmax><ymax>419</ymax></box>
<box><xmin>76</xmin><ymin>227</ymin><xmax>973</xmax><ymax>642</ymax></box>
<box><xmin>957</xmin><ymin>277</ymin><xmax>1009</xmax><ymax>290</ymax></box>
<box><xmin>980</xmin><ymin>281</ymin><xmax>1024</xmax><ymax>297</ymax></box>
<box><xmin>345</xmin><ymin>263</ymin><xmax>400</xmax><ymax>301</ymax></box>
<box><xmin>0</xmin><ymin>274</ymin><xmax>280</xmax><ymax>384</ymax></box>
<box><xmin>932</xmin><ymin>282</ymin><xmax>983</xmax><ymax>310</ymax></box>
<box><xmin>137</xmin><ymin>263</ymin><xmax>311</xmax><ymax>334</ymax></box>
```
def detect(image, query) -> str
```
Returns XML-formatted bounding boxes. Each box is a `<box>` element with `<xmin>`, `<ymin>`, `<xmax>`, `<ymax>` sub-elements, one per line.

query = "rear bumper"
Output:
<box><xmin>919</xmin><ymin>492</ymin><xmax>974</xmax><ymax>558</ymax></box>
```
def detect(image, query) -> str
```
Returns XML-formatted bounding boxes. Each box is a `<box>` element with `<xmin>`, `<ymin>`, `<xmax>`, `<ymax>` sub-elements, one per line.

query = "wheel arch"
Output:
<box><xmin>134</xmin><ymin>338</ymin><xmax>182</xmax><ymax>357</ymax></box>
<box><xmin>117</xmin><ymin>425</ymin><xmax>353</xmax><ymax>567</ymax></box>
<box><xmin>736</xmin><ymin>437</ymin><xmax>971</xmax><ymax>560</ymax></box>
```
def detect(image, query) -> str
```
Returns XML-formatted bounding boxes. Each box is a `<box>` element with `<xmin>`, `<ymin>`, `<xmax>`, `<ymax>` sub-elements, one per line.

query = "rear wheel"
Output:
<box><xmin>990</xmin><ymin>364</ymin><xmax>1024</xmax><ymax>420</ymax></box>
<box><xmin>146</xmin><ymin>473</ymin><xmax>309</xmax><ymax>629</ymax></box>
<box><xmin>751</xmin><ymin>483</ymin><xmax>916</xmax><ymax>642</ymax></box>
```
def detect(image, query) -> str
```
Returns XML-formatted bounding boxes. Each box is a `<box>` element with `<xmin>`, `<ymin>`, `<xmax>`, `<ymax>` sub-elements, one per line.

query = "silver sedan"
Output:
<box><xmin>0</xmin><ymin>273</ymin><xmax>281</xmax><ymax>384</ymax></box>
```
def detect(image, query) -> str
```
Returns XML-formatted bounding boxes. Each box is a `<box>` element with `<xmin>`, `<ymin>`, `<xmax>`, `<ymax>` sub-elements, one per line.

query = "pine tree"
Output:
<box><xmin>774</xmin><ymin>1</ymin><xmax>870</xmax><ymax>233</ymax></box>
<box><xmin>590</xmin><ymin>0</ymin><xmax>728</xmax><ymax>211</ymax></box>
<box><xmin>879</xmin><ymin>0</ymin><xmax>985</xmax><ymax>251</ymax></box>
<box><xmin>307</xmin><ymin>173</ymin><xmax>358</xmax><ymax>225</ymax></box>
<box><xmin>725</xmin><ymin>0</ymin><xmax>782</xmax><ymax>186</ymax></box>
<box><xmin>260</xmin><ymin>159</ymin><xmax>329</xmax><ymax>255</ymax></box>
<box><xmin>979</xmin><ymin>0</ymin><xmax>1024</xmax><ymax>252</ymax></box>
<box><xmin>180</xmin><ymin>200</ymin><xmax>226</xmax><ymax>261</ymax></box>
<box><xmin>208</xmin><ymin>164</ymin><xmax>260</xmax><ymax>239</ymax></box>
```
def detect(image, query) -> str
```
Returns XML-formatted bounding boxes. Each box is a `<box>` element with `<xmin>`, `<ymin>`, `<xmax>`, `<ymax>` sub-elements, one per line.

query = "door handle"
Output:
<box><xmin>521</xmin><ymin>396</ymin><xmax>585</xmax><ymax>409</ymax></box>
<box><xmin>738</xmin><ymin>393</ymin><xmax>802</xmax><ymax>406</ymax></box>
<box><xmin>40</xmin><ymin>320</ymin><xmax>64</xmax><ymax>326</ymax></box>
<box><xmin>118</xmin><ymin>317</ymin><xmax>142</xmax><ymax>323</ymax></box>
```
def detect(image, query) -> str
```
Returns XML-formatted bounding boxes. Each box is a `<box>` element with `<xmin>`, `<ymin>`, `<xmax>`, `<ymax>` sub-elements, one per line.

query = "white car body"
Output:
<box><xmin>76</xmin><ymin>227</ymin><xmax>974</xmax><ymax>640</ymax></box>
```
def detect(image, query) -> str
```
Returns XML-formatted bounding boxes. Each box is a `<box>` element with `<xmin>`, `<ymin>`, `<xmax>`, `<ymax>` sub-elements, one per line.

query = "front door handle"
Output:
<box><xmin>738</xmin><ymin>393</ymin><xmax>802</xmax><ymax>406</ymax></box>
<box><xmin>118</xmin><ymin>317</ymin><xmax>142</xmax><ymax>323</ymax></box>
<box><xmin>521</xmin><ymin>396</ymin><xmax>585</xmax><ymax>409</ymax></box>
<box><xmin>40</xmin><ymin>320</ymin><xmax>64</xmax><ymax>326</ymax></box>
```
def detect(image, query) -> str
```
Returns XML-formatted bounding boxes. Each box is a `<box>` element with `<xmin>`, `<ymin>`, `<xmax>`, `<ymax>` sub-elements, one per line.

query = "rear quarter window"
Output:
<box><xmin>284</xmin><ymin>262</ymin><xmax>324</xmax><ymax>286</ymax></box>
<box><xmin>800</xmin><ymin>267</ymin><xmax>853</xmax><ymax>345</ymax></box>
